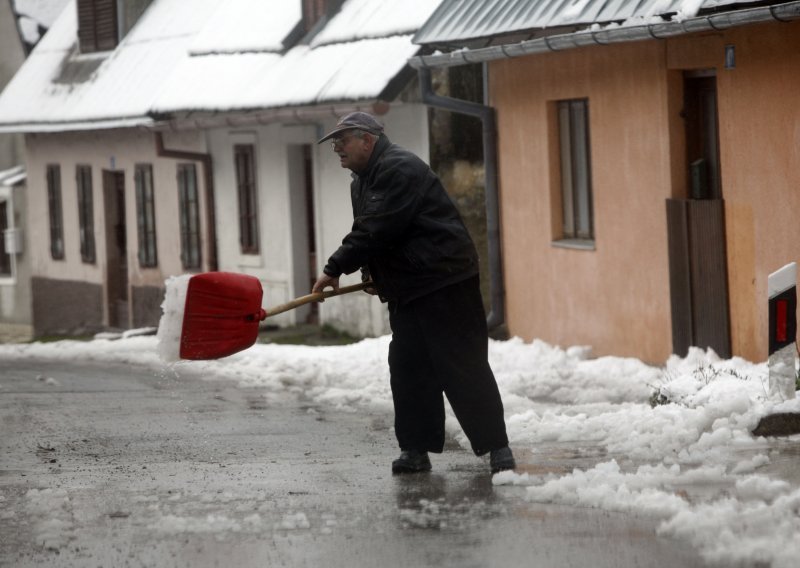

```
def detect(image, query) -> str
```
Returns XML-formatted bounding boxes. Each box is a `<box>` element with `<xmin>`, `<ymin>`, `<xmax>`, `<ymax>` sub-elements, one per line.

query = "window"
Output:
<box><xmin>77</xmin><ymin>0</ymin><xmax>154</xmax><ymax>53</ymax></box>
<box><xmin>77</xmin><ymin>0</ymin><xmax>119</xmax><ymax>53</ymax></box>
<box><xmin>76</xmin><ymin>165</ymin><xmax>96</xmax><ymax>263</ymax></box>
<box><xmin>0</xmin><ymin>201</ymin><xmax>10</xmax><ymax>276</ymax></box>
<box><xmin>234</xmin><ymin>144</ymin><xmax>259</xmax><ymax>254</ymax></box>
<box><xmin>135</xmin><ymin>164</ymin><xmax>158</xmax><ymax>267</ymax></box>
<box><xmin>46</xmin><ymin>165</ymin><xmax>65</xmax><ymax>260</ymax></box>
<box><xmin>177</xmin><ymin>163</ymin><xmax>201</xmax><ymax>270</ymax></box>
<box><xmin>557</xmin><ymin>99</ymin><xmax>594</xmax><ymax>241</ymax></box>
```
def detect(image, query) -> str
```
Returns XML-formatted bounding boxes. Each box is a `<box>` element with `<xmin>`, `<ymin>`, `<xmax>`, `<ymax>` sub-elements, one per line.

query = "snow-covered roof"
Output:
<box><xmin>311</xmin><ymin>0</ymin><xmax>441</xmax><ymax>46</ymax></box>
<box><xmin>0</xmin><ymin>0</ymin><xmax>441</xmax><ymax>133</ymax></box>
<box><xmin>152</xmin><ymin>0</ymin><xmax>440</xmax><ymax>116</ymax></box>
<box><xmin>189</xmin><ymin>0</ymin><xmax>301</xmax><ymax>55</ymax></box>
<box><xmin>0</xmin><ymin>165</ymin><xmax>26</xmax><ymax>187</ymax></box>
<box><xmin>413</xmin><ymin>0</ymin><xmax>777</xmax><ymax>47</ymax></box>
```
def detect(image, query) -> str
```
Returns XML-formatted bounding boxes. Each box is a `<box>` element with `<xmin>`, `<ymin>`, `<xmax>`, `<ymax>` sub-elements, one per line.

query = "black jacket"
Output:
<box><xmin>323</xmin><ymin>135</ymin><xmax>479</xmax><ymax>304</ymax></box>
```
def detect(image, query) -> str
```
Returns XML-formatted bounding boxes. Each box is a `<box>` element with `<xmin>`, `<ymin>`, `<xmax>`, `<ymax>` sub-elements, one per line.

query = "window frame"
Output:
<box><xmin>76</xmin><ymin>165</ymin><xmax>96</xmax><ymax>264</ymax></box>
<box><xmin>554</xmin><ymin>98</ymin><xmax>595</xmax><ymax>246</ymax></box>
<box><xmin>135</xmin><ymin>163</ymin><xmax>158</xmax><ymax>268</ymax></box>
<box><xmin>46</xmin><ymin>164</ymin><xmax>65</xmax><ymax>260</ymax></box>
<box><xmin>234</xmin><ymin>144</ymin><xmax>260</xmax><ymax>254</ymax></box>
<box><xmin>177</xmin><ymin>163</ymin><xmax>202</xmax><ymax>271</ymax></box>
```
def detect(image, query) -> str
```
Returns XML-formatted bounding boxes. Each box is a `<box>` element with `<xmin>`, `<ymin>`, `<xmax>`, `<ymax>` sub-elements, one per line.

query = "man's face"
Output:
<box><xmin>332</xmin><ymin>130</ymin><xmax>374</xmax><ymax>173</ymax></box>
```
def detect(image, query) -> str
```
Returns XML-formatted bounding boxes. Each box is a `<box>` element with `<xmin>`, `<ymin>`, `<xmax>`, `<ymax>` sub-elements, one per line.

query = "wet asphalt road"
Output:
<box><xmin>0</xmin><ymin>358</ymin><xmax>710</xmax><ymax>568</ymax></box>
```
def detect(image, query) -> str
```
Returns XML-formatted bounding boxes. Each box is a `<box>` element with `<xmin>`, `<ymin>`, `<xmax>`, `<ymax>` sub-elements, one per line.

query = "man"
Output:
<box><xmin>312</xmin><ymin>111</ymin><xmax>515</xmax><ymax>475</ymax></box>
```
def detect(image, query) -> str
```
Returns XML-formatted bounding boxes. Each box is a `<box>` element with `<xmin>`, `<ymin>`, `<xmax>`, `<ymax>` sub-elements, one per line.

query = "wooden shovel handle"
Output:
<box><xmin>263</xmin><ymin>281</ymin><xmax>373</xmax><ymax>319</ymax></box>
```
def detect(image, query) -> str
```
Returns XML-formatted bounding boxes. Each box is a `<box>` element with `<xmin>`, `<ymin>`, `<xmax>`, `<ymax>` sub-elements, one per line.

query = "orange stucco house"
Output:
<box><xmin>413</xmin><ymin>0</ymin><xmax>800</xmax><ymax>363</ymax></box>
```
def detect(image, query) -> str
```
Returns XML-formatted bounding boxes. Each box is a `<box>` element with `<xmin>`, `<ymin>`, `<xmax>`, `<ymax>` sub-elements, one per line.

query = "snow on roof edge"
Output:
<box><xmin>0</xmin><ymin>116</ymin><xmax>155</xmax><ymax>134</ymax></box>
<box><xmin>0</xmin><ymin>165</ymin><xmax>26</xmax><ymax>187</ymax></box>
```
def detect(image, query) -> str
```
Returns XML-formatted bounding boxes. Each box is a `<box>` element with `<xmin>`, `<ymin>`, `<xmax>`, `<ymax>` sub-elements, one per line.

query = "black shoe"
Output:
<box><xmin>489</xmin><ymin>447</ymin><xmax>516</xmax><ymax>473</ymax></box>
<box><xmin>392</xmin><ymin>450</ymin><xmax>432</xmax><ymax>474</ymax></box>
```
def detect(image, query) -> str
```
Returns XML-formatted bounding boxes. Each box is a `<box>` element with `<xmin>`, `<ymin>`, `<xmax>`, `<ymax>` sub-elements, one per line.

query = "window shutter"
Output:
<box><xmin>77</xmin><ymin>0</ymin><xmax>97</xmax><ymax>52</ymax></box>
<box><xmin>95</xmin><ymin>0</ymin><xmax>118</xmax><ymax>51</ymax></box>
<box><xmin>77</xmin><ymin>0</ymin><xmax>118</xmax><ymax>53</ymax></box>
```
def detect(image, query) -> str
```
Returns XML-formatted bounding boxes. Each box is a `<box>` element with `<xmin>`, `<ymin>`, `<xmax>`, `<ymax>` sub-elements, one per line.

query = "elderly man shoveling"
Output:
<box><xmin>313</xmin><ymin>112</ymin><xmax>515</xmax><ymax>475</ymax></box>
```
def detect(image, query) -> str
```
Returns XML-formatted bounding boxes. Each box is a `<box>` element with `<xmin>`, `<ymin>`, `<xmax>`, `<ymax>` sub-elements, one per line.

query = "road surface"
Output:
<box><xmin>0</xmin><ymin>357</ymin><xmax>709</xmax><ymax>567</ymax></box>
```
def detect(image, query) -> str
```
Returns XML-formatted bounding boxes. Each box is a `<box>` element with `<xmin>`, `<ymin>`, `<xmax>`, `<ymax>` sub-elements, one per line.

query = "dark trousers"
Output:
<box><xmin>388</xmin><ymin>276</ymin><xmax>509</xmax><ymax>456</ymax></box>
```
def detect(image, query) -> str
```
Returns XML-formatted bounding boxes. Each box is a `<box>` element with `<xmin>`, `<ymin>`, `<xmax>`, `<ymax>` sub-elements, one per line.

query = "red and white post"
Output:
<box><xmin>768</xmin><ymin>262</ymin><xmax>797</xmax><ymax>400</ymax></box>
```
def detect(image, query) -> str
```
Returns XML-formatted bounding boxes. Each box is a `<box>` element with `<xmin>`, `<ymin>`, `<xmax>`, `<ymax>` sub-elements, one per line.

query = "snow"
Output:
<box><xmin>2</xmin><ymin>327</ymin><xmax>799</xmax><ymax>566</ymax></box>
<box><xmin>188</xmin><ymin>0</ymin><xmax>301</xmax><ymax>55</ymax></box>
<box><xmin>311</xmin><ymin>0</ymin><xmax>441</xmax><ymax>47</ymax></box>
<box><xmin>0</xmin><ymin>165</ymin><xmax>26</xmax><ymax>186</ymax></box>
<box><xmin>156</xmin><ymin>274</ymin><xmax>192</xmax><ymax>363</ymax></box>
<box><xmin>0</xmin><ymin>0</ymin><xmax>220</xmax><ymax>129</ymax></box>
<box><xmin>769</xmin><ymin>262</ymin><xmax>796</xmax><ymax>298</ymax></box>
<box><xmin>0</xmin><ymin>0</ymin><xmax>437</xmax><ymax>129</ymax></box>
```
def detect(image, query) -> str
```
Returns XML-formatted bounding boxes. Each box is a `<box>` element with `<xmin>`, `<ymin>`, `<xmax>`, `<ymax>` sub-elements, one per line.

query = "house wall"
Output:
<box><xmin>207</xmin><ymin>102</ymin><xmax>430</xmax><ymax>338</ymax></box>
<box><xmin>684</xmin><ymin>22</ymin><xmax>800</xmax><ymax>363</ymax></box>
<box><xmin>24</xmin><ymin>128</ymin><xmax>210</xmax><ymax>336</ymax></box>
<box><xmin>491</xmin><ymin>41</ymin><xmax>675</xmax><ymax>362</ymax></box>
<box><xmin>490</xmin><ymin>21</ymin><xmax>800</xmax><ymax>363</ymax></box>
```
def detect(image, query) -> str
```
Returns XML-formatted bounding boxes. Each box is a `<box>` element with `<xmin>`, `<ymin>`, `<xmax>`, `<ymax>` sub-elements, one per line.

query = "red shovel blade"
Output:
<box><xmin>180</xmin><ymin>272</ymin><xmax>265</xmax><ymax>360</ymax></box>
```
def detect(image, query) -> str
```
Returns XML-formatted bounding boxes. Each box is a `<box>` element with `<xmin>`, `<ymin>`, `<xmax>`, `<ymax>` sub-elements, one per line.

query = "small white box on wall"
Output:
<box><xmin>4</xmin><ymin>228</ymin><xmax>22</xmax><ymax>255</ymax></box>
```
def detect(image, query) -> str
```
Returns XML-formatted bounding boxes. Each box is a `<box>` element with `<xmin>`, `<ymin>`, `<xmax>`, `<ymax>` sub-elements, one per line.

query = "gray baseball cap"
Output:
<box><xmin>317</xmin><ymin>111</ymin><xmax>384</xmax><ymax>144</ymax></box>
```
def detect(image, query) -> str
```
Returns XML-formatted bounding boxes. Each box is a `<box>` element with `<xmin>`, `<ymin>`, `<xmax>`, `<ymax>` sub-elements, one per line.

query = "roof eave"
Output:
<box><xmin>410</xmin><ymin>1</ymin><xmax>800</xmax><ymax>69</ymax></box>
<box><xmin>149</xmin><ymin>100</ymin><xmax>388</xmax><ymax>131</ymax></box>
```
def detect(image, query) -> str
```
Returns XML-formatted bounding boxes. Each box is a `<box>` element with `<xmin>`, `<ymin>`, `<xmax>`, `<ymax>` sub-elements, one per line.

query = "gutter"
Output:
<box><xmin>409</xmin><ymin>1</ymin><xmax>800</xmax><ymax>69</ymax></box>
<box><xmin>154</xmin><ymin>132</ymin><xmax>218</xmax><ymax>272</ymax></box>
<box><xmin>417</xmin><ymin>66</ymin><xmax>505</xmax><ymax>331</ymax></box>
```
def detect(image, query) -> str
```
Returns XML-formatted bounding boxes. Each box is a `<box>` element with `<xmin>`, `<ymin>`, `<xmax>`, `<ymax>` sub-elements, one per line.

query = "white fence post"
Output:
<box><xmin>768</xmin><ymin>262</ymin><xmax>797</xmax><ymax>400</ymax></box>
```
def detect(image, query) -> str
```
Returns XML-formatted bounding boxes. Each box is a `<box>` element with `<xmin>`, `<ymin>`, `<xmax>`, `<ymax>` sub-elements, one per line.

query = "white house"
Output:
<box><xmin>0</xmin><ymin>0</ymin><xmax>441</xmax><ymax>339</ymax></box>
<box><xmin>0</xmin><ymin>0</ymin><xmax>70</xmax><ymax>340</ymax></box>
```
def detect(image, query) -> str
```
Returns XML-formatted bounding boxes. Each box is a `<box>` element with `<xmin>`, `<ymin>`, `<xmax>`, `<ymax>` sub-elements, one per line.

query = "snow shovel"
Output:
<box><xmin>157</xmin><ymin>272</ymin><xmax>370</xmax><ymax>362</ymax></box>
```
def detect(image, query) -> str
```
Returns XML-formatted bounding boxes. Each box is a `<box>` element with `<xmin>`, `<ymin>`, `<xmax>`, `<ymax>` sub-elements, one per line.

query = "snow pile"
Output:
<box><xmin>2</xmin><ymin>333</ymin><xmax>800</xmax><ymax>565</ymax></box>
<box><xmin>156</xmin><ymin>274</ymin><xmax>192</xmax><ymax>363</ymax></box>
<box><xmin>25</xmin><ymin>488</ymin><xmax>75</xmax><ymax>551</ymax></box>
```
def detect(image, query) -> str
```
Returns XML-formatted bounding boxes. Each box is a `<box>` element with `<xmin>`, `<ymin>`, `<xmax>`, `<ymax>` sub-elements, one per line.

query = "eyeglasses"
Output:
<box><xmin>330</xmin><ymin>134</ymin><xmax>354</xmax><ymax>150</ymax></box>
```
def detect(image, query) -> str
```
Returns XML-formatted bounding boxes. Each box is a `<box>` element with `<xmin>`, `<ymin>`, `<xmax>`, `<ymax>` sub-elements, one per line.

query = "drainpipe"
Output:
<box><xmin>155</xmin><ymin>132</ymin><xmax>218</xmax><ymax>271</ymax></box>
<box><xmin>417</xmin><ymin>66</ymin><xmax>505</xmax><ymax>331</ymax></box>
